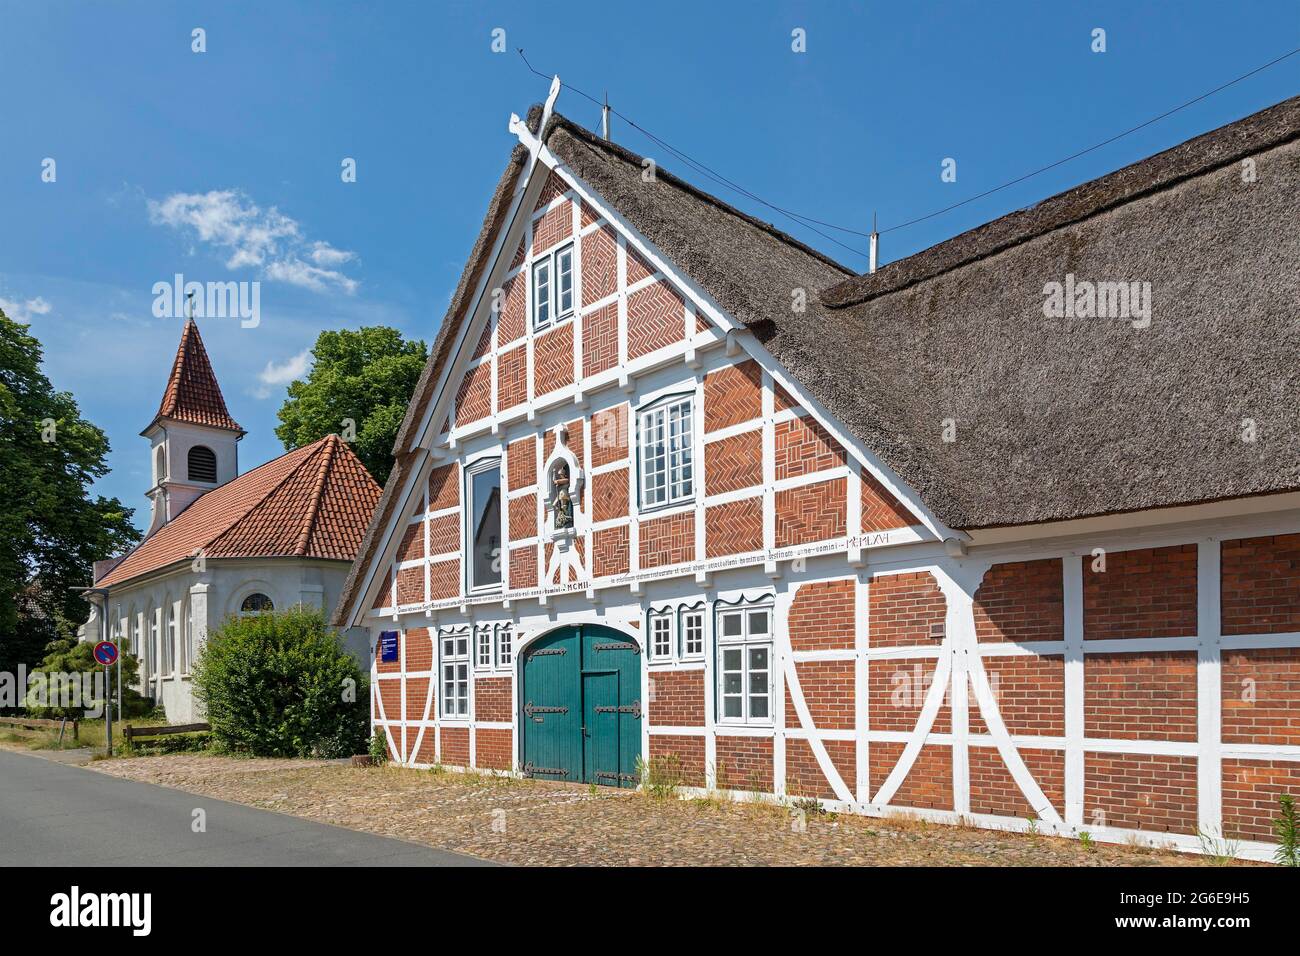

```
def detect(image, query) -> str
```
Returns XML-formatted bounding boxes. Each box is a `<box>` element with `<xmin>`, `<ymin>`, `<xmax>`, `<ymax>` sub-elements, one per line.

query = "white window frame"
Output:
<box><xmin>531</xmin><ymin>256</ymin><xmax>552</xmax><ymax>329</ymax></box>
<box><xmin>239</xmin><ymin>592</ymin><xmax>275</xmax><ymax>616</ymax></box>
<box><xmin>475</xmin><ymin>625</ymin><xmax>493</xmax><ymax>671</ymax></box>
<box><xmin>496</xmin><ymin>623</ymin><xmax>514</xmax><ymax>669</ymax></box>
<box><xmin>464</xmin><ymin>456</ymin><xmax>503</xmax><ymax>594</ymax></box>
<box><xmin>637</xmin><ymin>392</ymin><xmax>695</xmax><ymax>510</ymax></box>
<box><xmin>148</xmin><ymin>609</ymin><xmax>159</xmax><ymax>681</ymax></box>
<box><xmin>648</xmin><ymin>610</ymin><xmax>674</xmax><ymax>660</ymax></box>
<box><xmin>181</xmin><ymin>597</ymin><xmax>194</xmax><ymax>676</ymax></box>
<box><xmin>163</xmin><ymin>602</ymin><xmax>176</xmax><ymax>678</ymax></box>
<box><xmin>715</xmin><ymin>603</ymin><xmax>774</xmax><ymax>726</ymax></box>
<box><xmin>531</xmin><ymin>242</ymin><xmax>576</xmax><ymax>331</ymax></box>
<box><xmin>680</xmin><ymin>606</ymin><xmax>705</xmax><ymax>659</ymax></box>
<box><xmin>554</xmin><ymin>242</ymin><xmax>575</xmax><ymax>320</ymax></box>
<box><xmin>440</xmin><ymin>630</ymin><xmax>471</xmax><ymax>719</ymax></box>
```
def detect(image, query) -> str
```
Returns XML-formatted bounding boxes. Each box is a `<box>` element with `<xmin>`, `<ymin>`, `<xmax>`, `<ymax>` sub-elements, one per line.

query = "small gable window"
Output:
<box><xmin>532</xmin><ymin>257</ymin><xmax>552</xmax><ymax>328</ymax></box>
<box><xmin>240</xmin><ymin>593</ymin><xmax>274</xmax><ymax>614</ymax></box>
<box><xmin>531</xmin><ymin>241</ymin><xmax>575</xmax><ymax>331</ymax></box>
<box><xmin>555</xmin><ymin>244</ymin><xmax>574</xmax><ymax>317</ymax></box>
<box><xmin>188</xmin><ymin>445</ymin><xmax>217</xmax><ymax>483</ymax></box>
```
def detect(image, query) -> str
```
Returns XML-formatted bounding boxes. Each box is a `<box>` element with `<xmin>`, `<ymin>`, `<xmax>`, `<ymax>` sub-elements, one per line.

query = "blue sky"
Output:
<box><xmin>2</xmin><ymin>0</ymin><xmax>1296</xmax><ymax>529</ymax></box>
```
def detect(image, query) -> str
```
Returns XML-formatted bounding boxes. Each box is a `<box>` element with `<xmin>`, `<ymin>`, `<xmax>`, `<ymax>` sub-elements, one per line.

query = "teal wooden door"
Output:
<box><xmin>521</xmin><ymin>624</ymin><xmax>641</xmax><ymax>788</ymax></box>
<box><xmin>582</xmin><ymin>672</ymin><xmax>619</xmax><ymax>786</ymax></box>
<box><xmin>580</xmin><ymin>626</ymin><xmax>641</xmax><ymax>788</ymax></box>
<box><xmin>519</xmin><ymin>628</ymin><xmax>582</xmax><ymax>782</ymax></box>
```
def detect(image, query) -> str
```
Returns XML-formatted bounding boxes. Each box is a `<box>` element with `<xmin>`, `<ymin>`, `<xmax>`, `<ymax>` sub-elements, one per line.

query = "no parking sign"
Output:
<box><xmin>93</xmin><ymin>641</ymin><xmax>119</xmax><ymax>666</ymax></box>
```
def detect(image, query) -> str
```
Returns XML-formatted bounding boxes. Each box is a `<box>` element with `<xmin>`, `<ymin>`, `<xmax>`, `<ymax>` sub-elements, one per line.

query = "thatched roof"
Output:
<box><xmin>335</xmin><ymin>94</ymin><xmax>1300</xmax><ymax>623</ymax></box>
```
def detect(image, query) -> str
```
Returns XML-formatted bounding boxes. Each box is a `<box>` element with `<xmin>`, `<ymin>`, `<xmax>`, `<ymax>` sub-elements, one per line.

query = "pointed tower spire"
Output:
<box><xmin>148</xmin><ymin>316</ymin><xmax>244</xmax><ymax>435</ymax></box>
<box><xmin>141</xmin><ymin>316</ymin><xmax>244</xmax><ymax>537</ymax></box>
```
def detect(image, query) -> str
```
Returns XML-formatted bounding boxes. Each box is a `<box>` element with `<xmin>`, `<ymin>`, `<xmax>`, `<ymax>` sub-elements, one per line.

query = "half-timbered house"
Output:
<box><xmin>335</xmin><ymin>85</ymin><xmax>1300</xmax><ymax>859</ymax></box>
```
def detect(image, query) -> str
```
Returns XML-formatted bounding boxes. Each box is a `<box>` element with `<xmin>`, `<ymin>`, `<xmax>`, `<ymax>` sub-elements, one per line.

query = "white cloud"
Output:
<box><xmin>0</xmin><ymin>295</ymin><xmax>52</xmax><ymax>322</ymax></box>
<box><xmin>253</xmin><ymin>348</ymin><xmax>312</xmax><ymax>399</ymax></box>
<box><xmin>265</xmin><ymin>258</ymin><xmax>358</xmax><ymax>295</ymax></box>
<box><xmin>307</xmin><ymin>241</ymin><xmax>355</xmax><ymax>267</ymax></box>
<box><xmin>147</xmin><ymin>189</ymin><xmax>358</xmax><ymax>294</ymax></box>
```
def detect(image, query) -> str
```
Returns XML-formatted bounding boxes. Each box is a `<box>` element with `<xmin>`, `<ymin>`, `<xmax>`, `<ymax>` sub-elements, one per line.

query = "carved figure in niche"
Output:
<box><xmin>552</xmin><ymin>462</ymin><xmax>573</xmax><ymax>530</ymax></box>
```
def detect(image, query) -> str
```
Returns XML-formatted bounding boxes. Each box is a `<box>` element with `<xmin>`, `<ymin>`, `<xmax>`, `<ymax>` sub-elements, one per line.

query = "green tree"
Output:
<box><xmin>274</xmin><ymin>326</ymin><xmax>427</xmax><ymax>486</ymax></box>
<box><xmin>0</xmin><ymin>310</ymin><xmax>141</xmax><ymax>681</ymax></box>
<box><xmin>23</xmin><ymin>634</ymin><xmax>150</xmax><ymax>720</ymax></box>
<box><xmin>191</xmin><ymin>605</ymin><xmax>369</xmax><ymax>758</ymax></box>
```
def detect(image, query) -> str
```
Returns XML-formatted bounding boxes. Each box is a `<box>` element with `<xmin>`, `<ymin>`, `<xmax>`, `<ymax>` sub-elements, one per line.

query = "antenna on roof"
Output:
<box><xmin>868</xmin><ymin>212</ymin><xmax>879</xmax><ymax>274</ymax></box>
<box><xmin>602</xmin><ymin>91</ymin><xmax>611</xmax><ymax>141</ymax></box>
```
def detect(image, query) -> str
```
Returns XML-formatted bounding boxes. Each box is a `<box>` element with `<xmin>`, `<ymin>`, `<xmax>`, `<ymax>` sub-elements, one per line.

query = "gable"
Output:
<box><xmin>335</xmin><ymin>106</ymin><xmax>954</xmax><ymax>625</ymax></box>
<box><xmin>343</xmin><ymin>149</ymin><xmax>935</xmax><ymax>622</ymax></box>
<box><xmin>445</xmin><ymin>170</ymin><xmax>704</xmax><ymax>436</ymax></box>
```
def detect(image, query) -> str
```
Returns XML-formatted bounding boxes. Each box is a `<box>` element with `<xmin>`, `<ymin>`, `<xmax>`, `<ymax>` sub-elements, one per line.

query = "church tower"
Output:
<box><xmin>142</xmin><ymin>318</ymin><xmax>244</xmax><ymax>538</ymax></box>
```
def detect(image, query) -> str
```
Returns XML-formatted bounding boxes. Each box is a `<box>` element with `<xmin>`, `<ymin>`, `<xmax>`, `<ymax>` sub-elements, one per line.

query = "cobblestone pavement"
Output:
<box><xmin>90</xmin><ymin>755</ymin><xmax>1240</xmax><ymax>867</ymax></box>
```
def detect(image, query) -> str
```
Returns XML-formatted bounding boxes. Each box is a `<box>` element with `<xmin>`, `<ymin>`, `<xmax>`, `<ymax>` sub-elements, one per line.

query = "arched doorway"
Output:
<box><xmin>519</xmin><ymin>623</ymin><xmax>642</xmax><ymax>788</ymax></box>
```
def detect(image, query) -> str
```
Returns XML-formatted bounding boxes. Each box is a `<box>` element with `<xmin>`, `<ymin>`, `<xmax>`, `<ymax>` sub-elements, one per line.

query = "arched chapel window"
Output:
<box><xmin>240</xmin><ymin>593</ymin><xmax>274</xmax><ymax>614</ymax></box>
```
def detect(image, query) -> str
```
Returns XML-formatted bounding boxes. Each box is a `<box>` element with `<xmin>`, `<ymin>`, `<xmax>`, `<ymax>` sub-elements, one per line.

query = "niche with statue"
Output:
<box><xmin>542</xmin><ymin>424</ymin><xmax>584</xmax><ymax>549</ymax></box>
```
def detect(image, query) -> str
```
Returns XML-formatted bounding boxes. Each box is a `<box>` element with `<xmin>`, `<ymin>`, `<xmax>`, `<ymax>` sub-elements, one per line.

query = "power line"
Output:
<box><xmin>519</xmin><ymin>44</ymin><xmax>1300</xmax><ymax>258</ymax></box>
<box><xmin>881</xmin><ymin>44</ymin><xmax>1300</xmax><ymax>235</ymax></box>
<box><xmin>518</xmin><ymin>49</ymin><xmax>872</xmax><ymax>260</ymax></box>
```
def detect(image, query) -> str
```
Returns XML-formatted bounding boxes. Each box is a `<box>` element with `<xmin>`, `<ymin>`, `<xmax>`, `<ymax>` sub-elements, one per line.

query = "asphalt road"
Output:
<box><xmin>0</xmin><ymin>749</ymin><xmax>491</xmax><ymax>866</ymax></box>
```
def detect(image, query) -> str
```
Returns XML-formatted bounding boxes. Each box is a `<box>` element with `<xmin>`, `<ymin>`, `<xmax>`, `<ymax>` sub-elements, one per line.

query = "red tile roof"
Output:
<box><xmin>96</xmin><ymin>435</ymin><xmax>381</xmax><ymax>588</ymax></box>
<box><xmin>147</xmin><ymin>319</ymin><xmax>244</xmax><ymax>434</ymax></box>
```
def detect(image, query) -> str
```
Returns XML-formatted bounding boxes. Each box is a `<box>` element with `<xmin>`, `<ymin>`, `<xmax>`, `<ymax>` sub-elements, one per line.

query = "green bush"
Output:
<box><xmin>191</xmin><ymin>606</ymin><xmax>369</xmax><ymax>758</ymax></box>
<box><xmin>368</xmin><ymin>730</ymin><xmax>388</xmax><ymax>765</ymax></box>
<box><xmin>1275</xmin><ymin>794</ymin><xmax>1299</xmax><ymax>867</ymax></box>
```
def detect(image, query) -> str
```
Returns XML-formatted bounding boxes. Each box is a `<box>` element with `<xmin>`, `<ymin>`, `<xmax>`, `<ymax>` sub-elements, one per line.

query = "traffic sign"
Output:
<box><xmin>93</xmin><ymin>641</ymin><xmax>119</xmax><ymax>666</ymax></box>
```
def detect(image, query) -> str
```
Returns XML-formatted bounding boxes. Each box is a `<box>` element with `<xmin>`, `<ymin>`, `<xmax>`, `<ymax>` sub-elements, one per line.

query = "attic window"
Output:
<box><xmin>531</xmin><ymin>242</ymin><xmax>575</xmax><ymax>331</ymax></box>
<box><xmin>188</xmin><ymin>445</ymin><xmax>217</xmax><ymax>483</ymax></box>
<box><xmin>555</xmin><ymin>244</ymin><xmax>574</xmax><ymax>317</ymax></box>
<box><xmin>532</xmin><ymin>258</ymin><xmax>552</xmax><ymax>328</ymax></box>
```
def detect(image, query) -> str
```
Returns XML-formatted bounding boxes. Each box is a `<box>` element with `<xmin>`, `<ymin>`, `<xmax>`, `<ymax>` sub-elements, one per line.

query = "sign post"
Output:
<box><xmin>94</xmin><ymin>640</ymin><xmax>118</xmax><ymax>754</ymax></box>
